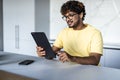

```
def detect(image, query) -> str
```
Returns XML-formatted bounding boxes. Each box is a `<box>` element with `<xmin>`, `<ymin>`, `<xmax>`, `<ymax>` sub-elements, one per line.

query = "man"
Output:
<box><xmin>36</xmin><ymin>0</ymin><xmax>103</xmax><ymax>65</ymax></box>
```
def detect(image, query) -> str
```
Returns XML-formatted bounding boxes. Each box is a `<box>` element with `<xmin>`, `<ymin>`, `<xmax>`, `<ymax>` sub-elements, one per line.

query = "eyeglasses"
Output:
<box><xmin>62</xmin><ymin>13</ymin><xmax>77</xmax><ymax>20</ymax></box>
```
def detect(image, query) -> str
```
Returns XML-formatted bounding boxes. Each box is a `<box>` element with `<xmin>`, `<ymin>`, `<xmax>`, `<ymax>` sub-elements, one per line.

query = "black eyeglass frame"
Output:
<box><xmin>62</xmin><ymin>13</ymin><xmax>78</xmax><ymax>20</ymax></box>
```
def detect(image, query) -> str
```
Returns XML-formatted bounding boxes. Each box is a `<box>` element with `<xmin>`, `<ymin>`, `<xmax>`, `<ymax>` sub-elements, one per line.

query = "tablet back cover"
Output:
<box><xmin>31</xmin><ymin>32</ymin><xmax>56</xmax><ymax>59</ymax></box>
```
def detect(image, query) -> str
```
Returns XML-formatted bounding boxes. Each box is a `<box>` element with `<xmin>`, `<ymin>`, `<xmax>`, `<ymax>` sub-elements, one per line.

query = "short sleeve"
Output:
<box><xmin>53</xmin><ymin>31</ymin><xmax>63</xmax><ymax>48</ymax></box>
<box><xmin>90</xmin><ymin>31</ymin><xmax>103</xmax><ymax>54</ymax></box>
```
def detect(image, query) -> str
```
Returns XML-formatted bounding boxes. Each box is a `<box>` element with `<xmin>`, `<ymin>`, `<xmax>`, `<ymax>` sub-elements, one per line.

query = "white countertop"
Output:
<box><xmin>104</xmin><ymin>43</ymin><xmax>120</xmax><ymax>49</ymax></box>
<box><xmin>1</xmin><ymin>52</ymin><xmax>120</xmax><ymax>80</ymax></box>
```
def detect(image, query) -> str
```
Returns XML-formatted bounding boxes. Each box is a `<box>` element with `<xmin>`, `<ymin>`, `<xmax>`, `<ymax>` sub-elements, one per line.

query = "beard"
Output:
<box><xmin>67</xmin><ymin>18</ymin><xmax>80</xmax><ymax>29</ymax></box>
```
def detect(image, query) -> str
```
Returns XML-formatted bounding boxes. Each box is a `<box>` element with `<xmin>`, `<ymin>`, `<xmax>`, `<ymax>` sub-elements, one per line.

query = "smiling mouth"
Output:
<box><xmin>67</xmin><ymin>20</ymin><xmax>73</xmax><ymax>25</ymax></box>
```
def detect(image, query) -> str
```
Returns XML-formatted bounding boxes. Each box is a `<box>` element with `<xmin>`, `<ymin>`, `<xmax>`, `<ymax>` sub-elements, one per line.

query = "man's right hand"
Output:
<box><xmin>36</xmin><ymin>46</ymin><xmax>46</xmax><ymax>57</ymax></box>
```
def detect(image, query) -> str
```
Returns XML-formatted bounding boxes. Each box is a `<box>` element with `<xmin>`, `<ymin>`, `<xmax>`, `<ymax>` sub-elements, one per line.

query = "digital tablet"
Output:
<box><xmin>31</xmin><ymin>32</ymin><xmax>56</xmax><ymax>59</ymax></box>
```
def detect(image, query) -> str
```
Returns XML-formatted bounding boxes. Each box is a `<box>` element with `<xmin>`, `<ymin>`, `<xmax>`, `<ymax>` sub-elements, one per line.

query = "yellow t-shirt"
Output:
<box><xmin>53</xmin><ymin>24</ymin><xmax>103</xmax><ymax>57</ymax></box>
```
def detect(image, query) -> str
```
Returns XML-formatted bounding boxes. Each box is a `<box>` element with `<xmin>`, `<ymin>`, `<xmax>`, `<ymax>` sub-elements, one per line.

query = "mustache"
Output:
<box><xmin>67</xmin><ymin>20</ymin><xmax>73</xmax><ymax>23</ymax></box>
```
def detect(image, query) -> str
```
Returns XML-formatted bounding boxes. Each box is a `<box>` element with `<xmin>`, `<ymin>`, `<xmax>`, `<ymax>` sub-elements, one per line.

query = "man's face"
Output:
<box><xmin>63</xmin><ymin>11</ymin><xmax>80</xmax><ymax>28</ymax></box>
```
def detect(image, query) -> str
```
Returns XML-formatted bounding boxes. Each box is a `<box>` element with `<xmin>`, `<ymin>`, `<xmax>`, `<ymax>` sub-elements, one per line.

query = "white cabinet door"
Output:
<box><xmin>3</xmin><ymin>0</ymin><xmax>18</xmax><ymax>52</ymax></box>
<box><xmin>104</xmin><ymin>49</ymin><xmax>120</xmax><ymax>69</ymax></box>
<box><xmin>3</xmin><ymin>0</ymin><xmax>36</xmax><ymax>56</ymax></box>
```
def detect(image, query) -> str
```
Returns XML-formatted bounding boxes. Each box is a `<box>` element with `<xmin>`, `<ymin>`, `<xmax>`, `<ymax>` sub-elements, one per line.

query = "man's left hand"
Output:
<box><xmin>57</xmin><ymin>51</ymin><xmax>70</xmax><ymax>62</ymax></box>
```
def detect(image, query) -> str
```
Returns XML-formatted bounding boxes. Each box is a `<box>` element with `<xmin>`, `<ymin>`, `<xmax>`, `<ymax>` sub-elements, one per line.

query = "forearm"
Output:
<box><xmin>67</xmin><ymin>54</ymin><xmax>100</xmax><ymax>65</ymax></box>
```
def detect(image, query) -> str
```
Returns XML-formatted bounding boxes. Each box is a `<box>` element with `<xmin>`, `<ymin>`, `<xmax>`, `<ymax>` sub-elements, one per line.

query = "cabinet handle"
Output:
<box><xmin>15</xmin><ymin>25</ymin><xmax>19</xmax><ymax>49</ymax></box>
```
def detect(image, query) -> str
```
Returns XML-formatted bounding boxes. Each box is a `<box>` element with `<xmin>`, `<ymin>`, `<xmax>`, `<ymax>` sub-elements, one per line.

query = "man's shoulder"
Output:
<box><xmin>60</xmin><ymin>27</ymin><xmax>71</xmax><ymax>32</ymax></box>
<box><xmin>86</xmin><ymin>24</ymin><xmax>101</xmax><ymax>33</ymax></box>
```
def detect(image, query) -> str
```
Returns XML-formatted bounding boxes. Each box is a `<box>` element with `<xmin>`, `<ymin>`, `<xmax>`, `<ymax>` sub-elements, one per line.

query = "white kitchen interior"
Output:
<box><xmin>1</xmin><ymin>0</ymin><xmax>120</xmax><ymax>69</ymax></box>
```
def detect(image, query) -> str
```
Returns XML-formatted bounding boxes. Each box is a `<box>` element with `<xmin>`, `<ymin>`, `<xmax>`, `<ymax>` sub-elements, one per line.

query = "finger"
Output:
<box><xmin>61</xmin><ymin>57</ymin><xmax>67</xmax><ymax>63</ymax></box>
<box><xmin>59</xmin><ymin>55</ymin><xmax>67</xmax><ymax>62</ymax></box>
<box><xmin>59</xmin><ymin>53</ymin><xmax>66</xmax><ymax>58</ymax></box>
<box><xmin>36</xmin><ymin>46</ymin><xmax>43</xmax><ymax>50</ymax></box>
<box><xmin>37</xmin><ymin>51</ymin><xmax>46</xmax><ymax>57</ymax></box>
<box><xmin>59</xmin><ymin>53</ymin><xmax>65</xmax><ymax>57</ymax></box>
<box><xmin>61</xmin><ymin>55</ymin><xmax>67</xmax><ymax>60</ymax></box>
<box><xmin>36</xmin><ymin>46</ymin><xmax>41</xmax><ymax>50</ymax></box>
<box><xmin>56</xmin><ymin>51</ymin><xmax>61</xmax><ymax>56</ymax></box>
<box><xmin>59</xmin><ymin>54</ymin><xmax>69</xmax><ymax>62</ymax></box>
<box><xmin>41</xmin><ymin>51</ymin><xmax>46</xmax><ymax>55</ymax></box>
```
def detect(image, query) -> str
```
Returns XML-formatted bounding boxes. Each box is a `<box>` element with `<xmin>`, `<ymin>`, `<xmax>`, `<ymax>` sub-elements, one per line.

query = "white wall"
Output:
<box><xmin>35</xmin><ymin>0</ymin><xmax>50</xmax><ymax>39</ymax></box>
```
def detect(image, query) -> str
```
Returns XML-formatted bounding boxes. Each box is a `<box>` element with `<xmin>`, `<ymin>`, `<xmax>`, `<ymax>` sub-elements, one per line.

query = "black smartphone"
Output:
<box><xmin>19</xmin><ymin>60</ymin><xmax>35</xmax><ymax>65</ymax></box>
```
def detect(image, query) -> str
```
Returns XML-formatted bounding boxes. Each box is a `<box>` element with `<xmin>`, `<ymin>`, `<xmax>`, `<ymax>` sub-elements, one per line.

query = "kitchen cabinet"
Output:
<box><xmin>104</xmin><ymin>48</ymin><xmax>120</xmax><ymax>69</ymax></box>
<box><xmin>3</xmin><ymin>0</ymin><xmax>50</xmax><ymax>56</ymax></box>
<box><xmin>0</xmin><ymin>0</ymin><xmax>3</xmax><ymax>51</ymax></box>
<box><xmin>3</xmin><ymin>0</ymin><xmax>36</xmax><ymax>56</ymax></box>
<box><xmin>100</xmin><ymin>47</ymin><xmax>120</xmax><ymax>69</ymax></box>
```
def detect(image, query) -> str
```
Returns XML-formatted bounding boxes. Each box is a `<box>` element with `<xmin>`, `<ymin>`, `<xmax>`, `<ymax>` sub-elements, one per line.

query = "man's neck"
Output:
<box><xmin>73</xmin><ymin>23</ymin><xmax>86</xmax><ymax>30</ymax></box>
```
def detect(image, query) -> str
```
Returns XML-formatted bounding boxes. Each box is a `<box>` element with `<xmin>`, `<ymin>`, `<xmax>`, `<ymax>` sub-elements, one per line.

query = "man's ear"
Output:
<box><xmin>79</xmin><ymin>12</ymin><xmax>83</xmax><ymax>19</ymax></box>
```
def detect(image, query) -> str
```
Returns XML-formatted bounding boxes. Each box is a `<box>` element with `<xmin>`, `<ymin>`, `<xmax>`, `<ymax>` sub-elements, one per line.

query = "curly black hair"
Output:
<box><xmin>60</xmin><ymin>0</ymin><xmax>86</xmax><ymax>21</ymax></box>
